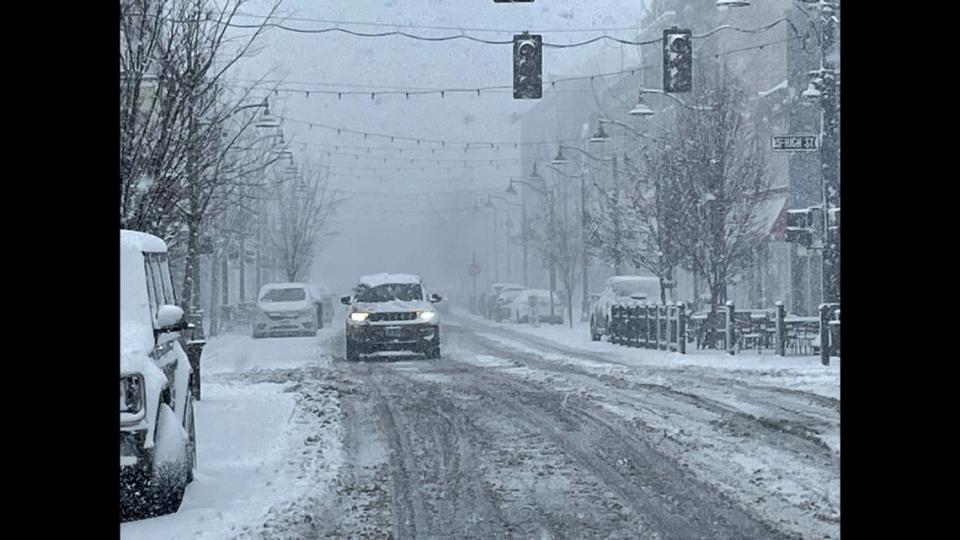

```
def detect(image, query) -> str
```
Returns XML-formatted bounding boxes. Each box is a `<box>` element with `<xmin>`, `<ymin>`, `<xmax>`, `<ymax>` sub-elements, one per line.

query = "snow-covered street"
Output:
<box><xmin>122</xmin><ymin>314</ymin><xmax>839</xmax><ymax>539</ymax></box>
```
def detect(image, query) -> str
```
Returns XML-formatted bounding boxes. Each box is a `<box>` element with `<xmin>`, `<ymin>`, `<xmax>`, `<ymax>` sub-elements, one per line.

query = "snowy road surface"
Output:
<box><xmin>121</xmin><ymin>314</ymin><xmax>839</xmax><ymax>539</ymax></box>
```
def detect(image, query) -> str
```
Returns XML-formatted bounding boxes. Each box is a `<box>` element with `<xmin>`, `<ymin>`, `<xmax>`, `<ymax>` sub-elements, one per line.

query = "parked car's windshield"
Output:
<box><xmin>260</xmin><ymin>288</ymin><xmax>307</xmax><ymax>302</ymax></box>
<box><xmin>355</xmin><ymin>283</ymin><xmax>422</xmax><ymax>303</ymax></box>
<box><xmin>499</xmin><ymin>289</ymin><xmax>525</xmax><ymax>303</ymax></box>
<box><xmin>612</xmin><ymin>282</ymin><xmax>654</xmax><ymax>297</ymax></box>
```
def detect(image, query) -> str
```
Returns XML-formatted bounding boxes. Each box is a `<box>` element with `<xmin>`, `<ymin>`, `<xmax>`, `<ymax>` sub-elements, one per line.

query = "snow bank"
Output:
<box><xmin>457</xmin><ymin>308</ymin><xmax>840</xmax><ymax>400</ymax></box>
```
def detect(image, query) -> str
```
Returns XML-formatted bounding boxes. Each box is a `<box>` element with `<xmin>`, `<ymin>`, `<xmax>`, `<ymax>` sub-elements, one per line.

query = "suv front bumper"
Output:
<box><xmin>255</xmin><ymin>313</ymin><xmax>316</xmax><ymax>335</ymax></box>
<box><xmin>347</xmin><ymin>323</ymin><xmax>438</xmax><ymax>353</ymax></box>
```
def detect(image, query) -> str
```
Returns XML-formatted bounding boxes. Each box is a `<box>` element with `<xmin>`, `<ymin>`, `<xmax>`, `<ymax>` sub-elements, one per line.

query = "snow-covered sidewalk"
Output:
<box><xmin>121</xmin><ymin>328</ymin><xmax>343</xmax><ymax>539</ymax></box>
<box><xmin>454</xmin><ymin>307</ymin><xmax>840</xmax><ymax>400</ymax></box>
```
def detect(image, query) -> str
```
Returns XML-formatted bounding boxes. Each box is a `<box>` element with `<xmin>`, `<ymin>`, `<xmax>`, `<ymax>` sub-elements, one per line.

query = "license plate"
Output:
<box><xmin>385</xmin><ymin>326</ymin><xmax>403</xmax><ymax>337</ymax></box>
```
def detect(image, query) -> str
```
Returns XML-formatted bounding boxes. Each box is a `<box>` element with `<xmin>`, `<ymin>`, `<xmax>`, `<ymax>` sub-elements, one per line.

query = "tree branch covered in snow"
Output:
<box><xmin>666</xmin><ymin>68</ymin><xmax>771</xmax><ymax>309</ymax></box>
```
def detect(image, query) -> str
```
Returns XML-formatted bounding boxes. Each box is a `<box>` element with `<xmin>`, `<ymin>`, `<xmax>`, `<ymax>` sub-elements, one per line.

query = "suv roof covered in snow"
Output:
<box><xmin>358</xmin><ymin>273</ymin><xmax>422</xmax><ymax>288</ymax></box>
<box><xmin>121</xmin><ymin>229</ymin><xmax>168</xmax><ymax>254</ymax></box>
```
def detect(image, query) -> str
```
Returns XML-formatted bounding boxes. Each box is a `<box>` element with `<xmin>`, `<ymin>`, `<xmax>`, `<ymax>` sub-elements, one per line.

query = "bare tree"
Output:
<box><xmin>667</xmin><ymin>71</ymin><xmax>771</xmax><ymax>311</ymax></box>
<box><xmin>527</xmin><ymin>178</ymin><xmax>582</xmax><ymax>327</ymax></box>
<box><xmin>586</xmin><ymin>165</ymin><xmax>633</xmax><ymax>277</ymax></box>
<box><xmin>618</xmin><ymin>150</ymin><xmax>686</xmax><ymax>304</ymax></box>
<box><xmin>268</xmin><ymin>162</ymin><xmax>340</xmax><ymax>282</ymax></box>
<box><xmin>120</xmin><ymin>0</ymin><xmax>285</xmax><ymax>311</ymax></box>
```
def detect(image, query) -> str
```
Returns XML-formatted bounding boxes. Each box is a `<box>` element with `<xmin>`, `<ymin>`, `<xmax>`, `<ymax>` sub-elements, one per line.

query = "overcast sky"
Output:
<box><xmin>229</xmin><ymin>0</ymin><xmax>653</xmax><ymax>292</ymax></box>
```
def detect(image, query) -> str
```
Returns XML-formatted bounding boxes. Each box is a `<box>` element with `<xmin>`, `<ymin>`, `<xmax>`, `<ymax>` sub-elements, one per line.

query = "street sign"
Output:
<box><xmin>772</xmin><ymin>135</ymin><xmax>818</xmax><ymax>151</ymax></box>
<box><xmin>467</xmin><ymin>263</ymin><xmax>482</xmax><ymax>276</ymax></box>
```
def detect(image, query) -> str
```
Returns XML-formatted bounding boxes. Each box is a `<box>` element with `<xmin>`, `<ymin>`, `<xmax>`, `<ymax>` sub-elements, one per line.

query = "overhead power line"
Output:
<box><xmin>226</xmin><ymin>36</ymin><xmax>796</xmax><ymax>100</ymax></box>
<box><xmin>136</xmin><ymin>13</ymin><xmax>797</xmax><ymax>49</ymax></box>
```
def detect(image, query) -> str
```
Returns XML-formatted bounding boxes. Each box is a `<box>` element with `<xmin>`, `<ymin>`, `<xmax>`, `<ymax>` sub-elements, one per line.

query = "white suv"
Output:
<box><xmin>252</xmin><ymin>282</ymin><xmax>319</xmax><ymax>338</ymax></box>
<box><xmin>341</xmin><ymin>273</ymin><xmax>442</xmax><ymax>360</ymax></box>
<box><xmin>120</xmin><ymin>230</ymin><xmax>196</xmax><ymax>519</ymax></box>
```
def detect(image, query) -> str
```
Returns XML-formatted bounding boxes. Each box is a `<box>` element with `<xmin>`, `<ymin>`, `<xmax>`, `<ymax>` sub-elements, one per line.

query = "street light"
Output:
<box><xmin>628</xmin><ymin>91</ymin><xmax>655</xmax><ymax>117</ymax></box>
<box><xmin>589</xmin><ymin>122</ymin><xmax>610</xmax><ymax>144</ymax></box>
<box><xmin>716</xmin><ymin>0</ymin><xmax>751</xmax><ymax>7</ymax></box>
<box><xmin>551</xmin><ymin>147</ymin><xmax>568</xmax><ymax>166</ymax></box>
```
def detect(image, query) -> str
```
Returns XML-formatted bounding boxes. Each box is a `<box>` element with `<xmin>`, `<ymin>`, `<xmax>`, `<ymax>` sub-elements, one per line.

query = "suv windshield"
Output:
<box><xmin>260</xmin><ymin>288</ymin><xmax>307</xmax><ymax>302</ymax></box>
<box><xmin>355</xmin><ymin>283</ymin><xmax>423</xmax><ymax>303</ymax></box>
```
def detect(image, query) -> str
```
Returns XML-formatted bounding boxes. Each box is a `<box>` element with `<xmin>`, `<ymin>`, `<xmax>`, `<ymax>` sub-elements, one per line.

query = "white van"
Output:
<box><xmin>120</xmin><ymin>230</ymin><xmax>196</xmax><ymax>519</ymax></box>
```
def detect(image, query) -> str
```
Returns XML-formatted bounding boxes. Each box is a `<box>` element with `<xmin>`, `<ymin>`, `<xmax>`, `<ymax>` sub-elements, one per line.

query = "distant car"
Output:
<box><xmin>120</xmin><ymin>230</ymin><xmax>196</xmax><ymax>518</ymax></box>
<box><xmin>493</xmin><ymin>286</ymin><xmax>527</xmax><ymax>321</ymax></box>
<box><xmin>483</xmin><ymin>282</ymin><xmax>524</xmax><ymax>319</ymax></box>
<box><xmin>252</xmin><ymin>283</ymin><xmax>319</xmax><ymax>338</ymax></box>
<box><xmin>342</xmin><ymin>273</ymin><xmax>443</xmax><ymax>360</ymax></box>
<box><xmin>506</xmin><ymin>288</ymin><xmax>564</xmax><ymax>325</ymax></box>
<box><xmin>590</xmin><ymin>276</ymin><xmax>664</xmax><ymax>341</ymax></box>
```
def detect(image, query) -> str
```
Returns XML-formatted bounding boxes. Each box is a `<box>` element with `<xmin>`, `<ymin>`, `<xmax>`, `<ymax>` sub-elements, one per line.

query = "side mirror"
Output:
<box><xmin>340</xmin><ymin>295</ymin><xmax>352</xmax><ymax>305</ymax></box>
<box><xmin>156</xmin><ymin>304</ymin><xmax>186</xmax><ymax>332</ymax></box>
<box><xmin>429</xmin><ymin>293</ymin><xmax>442</xmax><ymax>303</ymax></box>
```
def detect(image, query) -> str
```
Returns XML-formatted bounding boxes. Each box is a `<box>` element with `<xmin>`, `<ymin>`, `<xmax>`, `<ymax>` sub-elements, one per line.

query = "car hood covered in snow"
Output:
<box><xmin>353</xmin><ymin>299</ymin><xmax>433</xmax><ymax>313</ymax></box>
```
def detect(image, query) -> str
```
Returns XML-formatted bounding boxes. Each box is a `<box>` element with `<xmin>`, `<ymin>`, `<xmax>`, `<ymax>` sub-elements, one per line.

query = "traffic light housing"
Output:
<box><xmin>663</xmin><ymin>27</ymin><xmax>692</xmax><ymax>93</ymax></box>
<box><xmin>513</xmin><ymin>33</ymin><xmax>542</xmax><ymax>99</ymax></box>
<box><xmin>785</xmin><ymin>208</ymin><xmax>813</xmax><ymax>247</ymax></box>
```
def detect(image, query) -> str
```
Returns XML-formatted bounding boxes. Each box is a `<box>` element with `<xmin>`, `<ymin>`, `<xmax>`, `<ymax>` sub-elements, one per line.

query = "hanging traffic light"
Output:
<box><xmin>785</xmin><ymin>208</ymin><xmax>813</xmax><ymax>247</ymax></box>
<box><xmin>663</xmin><ymin>27</ymin><xmax>692</xmax><ymax>93</ymax></box>
<box><xmin>513</xmin><ymin>33</ymin><xmax>542</xmax><ymax>99</ymax></box>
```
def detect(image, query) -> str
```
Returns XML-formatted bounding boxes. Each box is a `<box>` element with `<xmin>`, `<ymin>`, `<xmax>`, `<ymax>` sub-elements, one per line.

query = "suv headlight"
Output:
<box><xmin>120</xmin><ymin>373</ymin><xmax>145</xmax><ymax>414</ymax></box>
<box><xmin>349</xmin><ymin>312</ymin><xmax>369</xmax><ymax>323</ymax></box>
<box><xmin>417</xmin><ymin>310</ymin><xmax>436</xmax><ymax>322</ymax></box>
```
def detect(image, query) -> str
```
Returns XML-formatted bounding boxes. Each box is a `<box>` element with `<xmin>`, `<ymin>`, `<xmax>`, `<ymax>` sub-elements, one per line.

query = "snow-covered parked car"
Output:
<box><xmin>493</xmin><ymin>286</ymin><xmax>527</xmax><ymax>321</ymax></box>
<box><xmin>120</xmin><ymin>230</ymin><xmax>196</xmax><ymax>519</ymax></box>
<box><xmin>482</xmin><ymin>282</ymin><xmax>524</xmax><ymax>319</ymax></box>
<box><xmin>252</xmin><ymin>283</ymin><xmax>319</xmax><ymax>338</ymax></box>
<box><xmin>506</xmin><ymin>288</ymin><xmax>564</xmax><ymax>324</ymax></box>
<box><xmin>590</xmin><ymin>276</ymin><xmax>664</xmax><ymax>341</ymax></box>
<box><xmin>341</xmin><ymin>273</ymin><xmax>443</xmax><ymax>360</ymax></box>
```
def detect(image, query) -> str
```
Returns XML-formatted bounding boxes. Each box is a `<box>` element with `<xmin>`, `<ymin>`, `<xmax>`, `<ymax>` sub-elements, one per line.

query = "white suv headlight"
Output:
<box><xmin>417</xmin><ymin>310</ymin><xmax>436</xmax><ymax>322</ymax></box>
<box><xmin>349</xmin><ymin>312</ymin><xmax>369</xmax><ymax>323</ymax></box>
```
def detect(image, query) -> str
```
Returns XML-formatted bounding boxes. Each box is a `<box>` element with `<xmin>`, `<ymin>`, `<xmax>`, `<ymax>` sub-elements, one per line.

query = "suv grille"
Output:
<box><xmin>369</xmin><ymin>312</ymin><xmax>417</xmax><ymax>322</ymax></box>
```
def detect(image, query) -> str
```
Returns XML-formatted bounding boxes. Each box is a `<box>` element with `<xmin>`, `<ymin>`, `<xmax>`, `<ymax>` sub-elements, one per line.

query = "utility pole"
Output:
<box><xmin>238</xmin><ymin>231</ymin><xmax>246</xmax><ymax>302</ymax></box>
<box><xmin>611</xmin><ymin>154</ymin><xmax>623</xmax><ymax>275</ymax></box>
<box><xmin>548</xmin><ymin>189</ymin><xmax>556</xmax><ymax>318</ymax></box>
<box><xmin>818</xmin><ymin>2</ymin><xmax>840</xmax><ymax>305</ymax></box>
<box><xmin>580</xmin><ymin>170</ymin><xmax>590</xmax><ymax>319</ymax></box>
<box><xmin>492</xmin><ymin>210</ymin><xmax>499</xmax><ymax>282</ymax></box>
<box><xmin>521</xmin><ymin>194</ymin><xmax>529</xmax><ymax>286</ymax></box>
<box><xmin>505</xmin><ymin>208</ymin><xmax>512</xmax><ymax>280</ymax></box>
